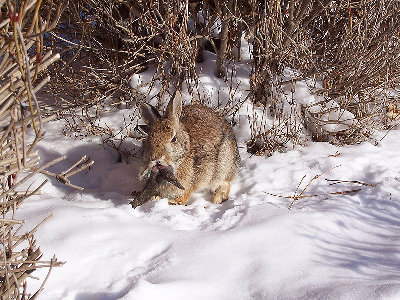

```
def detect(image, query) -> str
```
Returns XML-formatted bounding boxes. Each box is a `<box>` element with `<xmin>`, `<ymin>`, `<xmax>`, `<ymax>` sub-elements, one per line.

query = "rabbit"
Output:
<box><xmin>131</xmin><ymin>91</ymin><xmax>240</xmax><ymax>207</ymax></box>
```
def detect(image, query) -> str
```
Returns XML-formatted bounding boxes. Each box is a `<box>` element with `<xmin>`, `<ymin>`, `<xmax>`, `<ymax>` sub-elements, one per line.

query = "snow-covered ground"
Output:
<box><xmin>16</xmin><ymin>49</ymin><xmax>400</xmax><ymax>299</ymax></box>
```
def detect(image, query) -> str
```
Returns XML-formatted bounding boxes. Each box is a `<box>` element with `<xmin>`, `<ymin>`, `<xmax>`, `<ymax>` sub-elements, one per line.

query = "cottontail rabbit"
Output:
<box><xmin>131</xmin><ymin>91</ymin><xmax>239</xmax><ymax>207</ymax></box>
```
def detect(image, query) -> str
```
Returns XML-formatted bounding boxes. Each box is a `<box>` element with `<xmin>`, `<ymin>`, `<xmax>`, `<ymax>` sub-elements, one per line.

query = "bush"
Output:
<box><xmin>1</xmin><ymin>1</ymin><xmax>64</xmax><ymax>298</ymax></box>
<box><xmin>44</xmin><ymin>0</ymin><xmax>399</xmax><ymax>155</ymax></box>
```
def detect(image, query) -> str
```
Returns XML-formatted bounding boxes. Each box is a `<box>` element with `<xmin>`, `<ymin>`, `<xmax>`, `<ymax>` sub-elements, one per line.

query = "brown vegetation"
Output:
<box><xmin>1</xmin><ymin>1</ymin><xmax>91</xmax><ymax>298</ymax></box>
<box><xmin>41</xmin><ymin>1</ymin><xmax>399</xmax><ymax>156</ymax></box>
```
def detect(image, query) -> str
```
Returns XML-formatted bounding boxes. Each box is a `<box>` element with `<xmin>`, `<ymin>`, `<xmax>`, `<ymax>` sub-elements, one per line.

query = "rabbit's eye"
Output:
<box><xmin>171</xmin><ymin>136</ymin><xmax>177</xmax><ymax>143</ymax></box>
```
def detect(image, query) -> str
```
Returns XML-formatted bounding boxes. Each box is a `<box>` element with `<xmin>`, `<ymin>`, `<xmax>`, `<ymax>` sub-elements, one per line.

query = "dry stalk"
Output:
<box><xmin>325</xmin><ymin>179</ymin><xmax>375</xmax><ymax>187</ymax></box>
<box><xmin>40</xmin><ymin>155</ymin><xmax>94</xmax><ymax>190</ymax></box>
<box><xmin>0</xmin><ymin>1</ymin><xmax>69</xmax><ymax>299</ymax></box>
<box><xmin>265</xmin><ymin>166</ymin><xmax>370</xmax><ymax>210</ymax></box>
<box><xmin>264</xmin><ymin>164</ymin><xmax>375</xmax><ymax>210</ymax></box>
<box><xmin>288</xmin><ymin>166</ymin><xmax>341</xmax><ymax>210</ymax></box>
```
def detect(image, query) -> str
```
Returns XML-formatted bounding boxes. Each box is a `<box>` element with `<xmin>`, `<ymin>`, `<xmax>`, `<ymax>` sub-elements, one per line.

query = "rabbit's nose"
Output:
<box><xmin>150</xmin><ymin>157</ymin><xmax>160</xmax><ymax>163</ymax></box>
<box><xmin>150</xmin><ymin>154</ymin><xmax>160</xmax><ymax>161</ymax></box>
<box><xmin>150</xmin><ymin>155</ymin><xmax>166</xmax><ymax>165</ymax></box>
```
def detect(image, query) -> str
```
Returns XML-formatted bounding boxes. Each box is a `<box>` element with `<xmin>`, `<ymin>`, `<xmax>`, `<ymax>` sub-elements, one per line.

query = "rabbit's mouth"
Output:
<box><xmin>140</xmin><ymin>159</ymin><xmax>172</xmax><ymax>179</ymax></box>
<box><xmin>151</xmin><ymin>162</ymin><xmax>171</xmax><ymax>174</ymax></box>
<box><xmin>150</xmin><ymin>163</ymin><xmax>185</xmax><ymax>190</ymax></box>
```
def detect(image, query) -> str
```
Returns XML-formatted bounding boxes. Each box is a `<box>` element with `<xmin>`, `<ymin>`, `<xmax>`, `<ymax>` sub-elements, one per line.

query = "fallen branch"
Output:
<box><xmin>265</xmin><ymin>165</ymin><xmax>374</xmax><ymax>210</ymax></box>
<box><xmin>267</xmin><ymin>188</ymin><xmax>362</xmax><ymax>201</ymax></box>
<box><xmin>40</xmin><ymin>155</ymin><xmax>94</xmax><ymax>190</ymax></box>
<box><xmin>325</xmin><ymin>179</ymin><xmax>375</xmax><ymax>187</ymax></box>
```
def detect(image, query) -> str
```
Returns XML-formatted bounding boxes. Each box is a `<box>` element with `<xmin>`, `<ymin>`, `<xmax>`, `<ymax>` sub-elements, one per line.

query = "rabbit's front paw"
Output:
<box><xmin>168</xmin><ymin>192</ymin><xmax>191</xmax><ymax>206</ymax></box>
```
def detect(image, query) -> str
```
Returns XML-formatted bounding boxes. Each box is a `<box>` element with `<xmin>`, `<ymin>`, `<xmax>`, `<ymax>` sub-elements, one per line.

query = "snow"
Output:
<box><xmin>13</xmin><ymin>50</ymin><xmax>400</xmax><ymax>299</ymax></box>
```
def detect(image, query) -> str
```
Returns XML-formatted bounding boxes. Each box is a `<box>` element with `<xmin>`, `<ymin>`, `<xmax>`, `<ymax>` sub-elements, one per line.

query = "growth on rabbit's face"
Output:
<box><xmin>131</xmin><ymin>91</ymin><xmax>240</xmax><ymax>208</ymax></box>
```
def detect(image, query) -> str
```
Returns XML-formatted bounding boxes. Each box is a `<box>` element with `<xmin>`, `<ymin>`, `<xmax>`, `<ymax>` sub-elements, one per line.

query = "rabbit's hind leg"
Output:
<box><xmin>212</xmin><ymin>181</ymin><xmax>231</xmax><ymax>204</ymax></box>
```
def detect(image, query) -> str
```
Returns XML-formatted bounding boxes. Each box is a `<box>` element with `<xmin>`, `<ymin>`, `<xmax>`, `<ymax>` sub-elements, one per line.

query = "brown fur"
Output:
<box><xmin>138</xmin><ymin>91</ymin><xmax>240</xmax><ymax>205</ymax></box>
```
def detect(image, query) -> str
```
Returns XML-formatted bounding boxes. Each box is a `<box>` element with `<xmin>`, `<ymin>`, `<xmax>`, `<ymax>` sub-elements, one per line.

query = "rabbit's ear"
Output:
<box><xmin>140</xmin><ymin>103</ymin><xmax>161</xmax><ymax>126</ymax></box>
<box><xmin>165</xmin><ymin>91</ymin><xmax>183</xmax><ymax>120</ymax></box>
